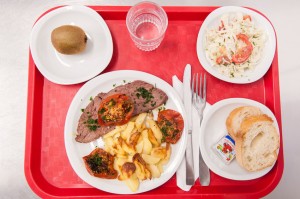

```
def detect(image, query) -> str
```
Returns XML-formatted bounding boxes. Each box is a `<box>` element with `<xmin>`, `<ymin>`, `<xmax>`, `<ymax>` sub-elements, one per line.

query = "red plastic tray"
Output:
<box><xmin>25</xmin><ymin>6</ymin><xmax>283</xmax><ymax>198</ymax></box>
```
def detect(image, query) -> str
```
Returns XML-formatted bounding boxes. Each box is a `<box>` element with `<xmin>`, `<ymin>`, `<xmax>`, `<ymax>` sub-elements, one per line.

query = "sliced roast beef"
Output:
<box><xmin>75</xmin><ymin>80</ymin><xmax>168</xmax><ymax>143</ymax></box>
<box><xmin>76</xmin><ymin>93</ymin><xmax>116</xmax><ymax>143</ymax></box>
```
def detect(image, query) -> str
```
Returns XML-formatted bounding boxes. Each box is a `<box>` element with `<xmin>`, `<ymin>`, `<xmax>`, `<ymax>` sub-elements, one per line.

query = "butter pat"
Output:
<box><xmin>213</xmin><ymin>135</ymin><xmax>235</xmax><ymax>164</ymax></box>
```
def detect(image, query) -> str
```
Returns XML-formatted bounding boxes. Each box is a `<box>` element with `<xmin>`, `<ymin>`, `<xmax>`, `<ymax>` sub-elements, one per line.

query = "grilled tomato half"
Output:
<box><xmin>83</xmin><ymin>148</ymin><xmax>118</xmax><ymax>179</ymax></box>
<box><xmin>98</xmin><ymin>93</ymin><xmax>134</xmax><ymax>126</ymax></box>
<box><xmin>157</xmin><ymin>109</ymin><xmax>184</xmax><ymax>144</ymax></box>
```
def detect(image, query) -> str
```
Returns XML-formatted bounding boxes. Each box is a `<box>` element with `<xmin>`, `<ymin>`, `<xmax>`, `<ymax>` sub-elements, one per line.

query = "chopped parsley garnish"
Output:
<box><xmin>124</xmin><ymin>105</ymin><xmax>132</xmax><ymax>113</ymax></box>
<box><xmin>161</xmin><ymin>126</ymin><xmax>168</xmax><ymax>137</ymax></box>
<box><xmin>230</xmin><ymin>72</ymin><xmax>235</xmax><ymax>78</ymax></box>
<box><xmin>87</xmin><ymin>117</ymin><xmax>98</xmax><ymax>124</ymax></box>
<box><xmin>101</xmin><ymin>115</ymin><xmax>107</xmax><ymax>121</ymax></box>
<box><xmin>86</xmin><ymin>116</ymin><xmax>100</xmax><ymax>131</ymax></box>
<box><xmin>89</xmin><ymin>96</ymin><xmax>93</xmax><ymax>101</ymax></box>
<box><xmin>89</xmin><ymin>125</ymin><xmax>98</xmax><ymax>131</ymax></box>
<box><xmin>136</xmin><ymin>87</ymin><xmax>154</xmax><ymax>104</ymax></box>
<box><xmin>108</xmin><ymin>99</ymin><xmax>116</xmax><ymax>107</ymax></box>
<box><xmin>151</xmin><ymin>101</ymin><xmax>156</xmax><ymax>107</ymax></box>
<box><xmin>166</xmin><ymin>120</ymin><xmax>172</xmax><ymax>126</ymax></box>
<box><xmin>158</xmin><ymin>106</ymin><xmax>166</xmax><ymax>112</ymax></box>
<box><xmin>86</xmin><ymin>153</ymin><xmax>106</xmax><ymax>173</ymax></box>
<box><xmin>99</xmin><ymin>107</ymin><xmax>106</xmax><ymax>114</ymax></box>
<box><xmin>81</xmin><ymin>108</ymin><xmax>85</xmax><ymax>112</ymax></box>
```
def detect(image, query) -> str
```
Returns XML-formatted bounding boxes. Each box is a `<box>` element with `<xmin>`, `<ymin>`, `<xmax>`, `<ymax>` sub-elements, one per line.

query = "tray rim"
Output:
<box><xmin>24</xmin><ymin>5</ymin><xmax>284</xmax><ymax>199</ymax></box>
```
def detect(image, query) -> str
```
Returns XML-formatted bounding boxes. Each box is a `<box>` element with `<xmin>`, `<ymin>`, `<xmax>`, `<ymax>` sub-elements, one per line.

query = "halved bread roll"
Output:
<box><xmin>235</xmin><ymin>114</ymin><xmax>280</xmax><ymax>172</ymax></box>
<box><xmin>226</xmin><ymin>106</ymin><xmax>262</xmax><ymax>140</ymax></box>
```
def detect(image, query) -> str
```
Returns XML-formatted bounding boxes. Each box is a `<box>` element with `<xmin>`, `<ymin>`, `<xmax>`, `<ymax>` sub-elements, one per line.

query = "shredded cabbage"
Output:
<box><xmin>204</xmin><ymin>12</ymin><xmax>267</xmax><ymax>78</ymax></box>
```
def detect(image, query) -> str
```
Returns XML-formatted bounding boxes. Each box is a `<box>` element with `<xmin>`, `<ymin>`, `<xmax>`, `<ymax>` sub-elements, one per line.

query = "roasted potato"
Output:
<box><xmin>102</xmin><ymin>112</ymin><xmax>175</xmax><ymax>192</ymax></box>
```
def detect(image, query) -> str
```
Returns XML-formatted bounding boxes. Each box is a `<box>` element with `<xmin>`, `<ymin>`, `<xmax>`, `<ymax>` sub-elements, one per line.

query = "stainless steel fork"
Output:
<box><xmin>191</xmin><ymin>73</ymin><xmax>210</xmax><ymax>186</ymax></box>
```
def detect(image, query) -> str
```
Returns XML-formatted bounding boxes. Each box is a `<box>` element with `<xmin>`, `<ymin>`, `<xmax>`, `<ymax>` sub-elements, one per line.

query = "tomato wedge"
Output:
<box><xmin>243</xmin><ymin>15</ymin><xmax>252</xmax><ymax>21</ymax></box>
<box><xmin>98</xmin><ymin>93</ymin><xmax>134</xmax><ymax>126</ymax></box>
<box><xmin>231</xmin><ymin>33</ymin><xmax>253</xmax><ymax>64</ymax></box>
<box><xmin>83</xmin><ymin>148</ymin><xmax>118</xmax><ymax>179</ymax></box>
<box><xmin>216</xmin><ymin>55</ymin><xmax>231</xmax><ymax>65</ymax></box>
<box><xmin>157</xmin><ymin>109</ymin><xmax>184</xmax><ymax>144</ymax></box>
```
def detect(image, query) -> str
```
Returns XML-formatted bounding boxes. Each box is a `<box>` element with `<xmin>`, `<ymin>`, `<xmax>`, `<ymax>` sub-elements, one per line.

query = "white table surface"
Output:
<box><xmin>1</xmin><ymin>0</ymin><xmax>298</xmax><ymax>198</ymax></box>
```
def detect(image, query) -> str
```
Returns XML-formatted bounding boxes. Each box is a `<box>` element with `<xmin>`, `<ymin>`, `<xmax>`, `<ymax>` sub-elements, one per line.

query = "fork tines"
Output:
<box><xmin>192</xmin><ymin>73</ymin><xmax>206</xmax><ymax>102</ymax></box>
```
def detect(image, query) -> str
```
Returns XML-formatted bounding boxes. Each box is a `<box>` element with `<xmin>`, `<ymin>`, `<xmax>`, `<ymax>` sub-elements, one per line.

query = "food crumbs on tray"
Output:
<box><xmin>213</xmin><ymin>134</ymin><xmax>236</xmax><ymax>164</ymax></box>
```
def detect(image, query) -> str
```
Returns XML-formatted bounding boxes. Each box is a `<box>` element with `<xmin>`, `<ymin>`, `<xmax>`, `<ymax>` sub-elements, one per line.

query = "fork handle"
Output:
<box><xmin>198</xmin><ymin>113</ymin><xmax>210</xmax><ymax>186</ymax></box>
<box><xmin>185</xmin><ymin>131</ymin><xmax>194</xmax><ymax>185</ymax></box>
<box><xmin>199</xmin><ymin>148</ymin><xmax>210</xmax><ymax>186</ymax></box>
<box><xmin>199</xmin><ymin>114</ymin><xmax>203</xmax><ymax>125</ymax></box>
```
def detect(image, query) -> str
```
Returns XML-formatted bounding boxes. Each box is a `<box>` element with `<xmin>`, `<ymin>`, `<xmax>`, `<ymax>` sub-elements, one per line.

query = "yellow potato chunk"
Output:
<box><xmin>125</xmin><ymin>174</ymin><xmax>139</xmax><ymax>192</ymax></box>
<box><xmin>147</xmin><ymin>119</ymin><xmax>162</xmax><ymax>144</ymax></box>
<box><xmin>121</xmin><ymin>122</ymin><xmax>135</xmax><ymax>140</ymax></box>
<box><xmin>148</xmin><ymin>164</ymin><xmax>161</xmax><ymax>178</ymax></box>
<box><xmin>141</xmin><ymin>154</ymin><xmax>161</xmax><ymax>165</ymax></box>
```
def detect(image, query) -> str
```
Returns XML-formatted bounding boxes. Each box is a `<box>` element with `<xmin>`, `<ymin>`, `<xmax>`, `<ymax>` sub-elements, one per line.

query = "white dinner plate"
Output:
<box><xmin>196</xmin><ymin>6</ymin><xmax>276</xmax><ymax>84</ymax></box>
<box><xmin>64</xmin><ymin>70</ymin><xmax>187</xmax><ymax>194</ymax></box>
<box><xmin>30</xmin><ymin>5</ymin><xmax>113</xmax><ymax>85</ymax></box>
<box><xmin>200</xmin><ymin>98</ymin><xmax>280</xmax><ymax>180</ymax></box>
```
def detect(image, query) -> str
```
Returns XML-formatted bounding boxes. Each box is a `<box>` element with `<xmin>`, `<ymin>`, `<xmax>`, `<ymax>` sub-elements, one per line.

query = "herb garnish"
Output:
<box><xmin>86</xmin><ymin>116</ymin><xmax>100</xmax><ymax>131</ymax></box>
<box><xmin>108</xmin><ymin>99</ymin><xmax>116</xmax><ymax>107</ymax></box>
<box><xmin>86</xmin><ymin>153</ymin><xmax>106</xmax><ymax>173</ymax></box>
<box><xmin>99</xmin><ymin>107</ymin><xmax>106</xmax><ymax>114</ymax></box>
<box><xmin>151</xmin><ymin>101</ymin><xmax>156</xmax><ymax>107</ymax></box>
<box><xmin>136</xmin><ymin>87</ymin><xmax>154</xmax><ymax>104</ymax></box>
<box><xmin>158</xmin><ymin>106</ymin><xmax>166</xmax><ymax>112</ymax></box>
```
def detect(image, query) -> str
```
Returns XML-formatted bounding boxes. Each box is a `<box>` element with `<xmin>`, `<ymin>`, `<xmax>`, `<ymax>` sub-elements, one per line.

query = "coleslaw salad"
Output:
<box><xmin>204</xmin><ymin>12</ymin><xmax>267</xmax><ymax>78</ymax></box>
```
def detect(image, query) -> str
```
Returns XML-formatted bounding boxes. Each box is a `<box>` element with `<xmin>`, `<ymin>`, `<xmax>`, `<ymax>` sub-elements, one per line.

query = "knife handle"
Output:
<box><xmin>185</xmin><ymin>131</ymin><xmax>194</xmax><ymax>185</ymax></box>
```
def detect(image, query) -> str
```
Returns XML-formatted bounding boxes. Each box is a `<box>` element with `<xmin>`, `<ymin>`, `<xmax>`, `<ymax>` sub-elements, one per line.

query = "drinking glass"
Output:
<box><xmin>126</xmin><ymin>1</ymin><xmax>168</xmax><ymax>51</ymax></box>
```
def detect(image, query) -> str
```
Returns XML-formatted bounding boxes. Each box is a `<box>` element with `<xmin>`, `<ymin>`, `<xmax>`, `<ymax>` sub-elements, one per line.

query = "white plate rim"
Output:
<box><xmin>196</xmin><ymin>6</ymin><xmax>276</xmax><ymax>84</ymax></box>
<box><xmin>200</xmin><ymin>98</ymin><xmax>280</xmax><ymax>180</ymax></box>
<box><xmin>30</xmin><ymin>5</ymin><xmax>113</xmax><ymax>85</ymax></box>
<box><xmin>64</xmin><ymin>70</ymin><xmax>187</xmax><ymax>194</ymax></box>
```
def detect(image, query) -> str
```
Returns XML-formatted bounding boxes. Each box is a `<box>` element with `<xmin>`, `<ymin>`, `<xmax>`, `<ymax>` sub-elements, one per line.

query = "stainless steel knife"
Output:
<box><xmin>183</xmin><ymin>64</ymin><xmax>194</xmax><ymax>185</ymax></box>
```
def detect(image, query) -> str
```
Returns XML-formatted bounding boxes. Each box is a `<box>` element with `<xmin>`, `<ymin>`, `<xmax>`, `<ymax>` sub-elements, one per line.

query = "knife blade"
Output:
<box><xmin>183</xmin><ymin>64</ymin><xmax>194</xmax><ymax>185</ymax></box>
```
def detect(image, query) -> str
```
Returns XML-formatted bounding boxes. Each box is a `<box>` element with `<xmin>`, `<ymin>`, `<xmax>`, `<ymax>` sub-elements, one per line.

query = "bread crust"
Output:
<box><xmin>226</xmin><ymin>107</ymin><xmax>243</xmax><ymax>140</ymax></box>
<box><xmin>235</xmin><ymin>114</ymin><xmax>279</xmax><ymax>172</ymax></box>
<box><xmin>226</xmin><ymin>106</ymin><xmax>262</xmax><ymax>140</ymax></box>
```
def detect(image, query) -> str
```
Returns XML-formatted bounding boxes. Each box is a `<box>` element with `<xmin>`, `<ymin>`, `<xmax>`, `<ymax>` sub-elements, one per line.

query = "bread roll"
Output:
<box><xmin>235</xmin><ymin>114</ymin><xmax>279</xmax><ymax>172</ymax></box>
<box><xmin>226</xmin><ymin>106</ymin><xmax>262</xmax><ymax>140</ymax></box>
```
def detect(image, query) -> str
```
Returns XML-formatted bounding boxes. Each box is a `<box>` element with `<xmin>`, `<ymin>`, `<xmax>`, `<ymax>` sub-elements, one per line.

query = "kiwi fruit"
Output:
<box><xmin>51</xmin><ymin>25</ymin><xmax>87</xmax><ymax>55</ymax></box>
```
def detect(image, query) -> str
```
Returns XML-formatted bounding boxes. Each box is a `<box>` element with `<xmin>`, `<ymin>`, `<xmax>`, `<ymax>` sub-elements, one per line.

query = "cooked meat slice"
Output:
<box><xmin>76</xmin><ymin>93</ymin><xmax>116</xmax><ymax>143</ymax></box>
<box><xmin>102</xmin><ymin>80</ymin><xmax>168</xmax><ymax>115</ymax></box>
<box><xmin>76</xmin><ymin>80</ymin><xmax>168</xmax><ymax>143</ymax></box>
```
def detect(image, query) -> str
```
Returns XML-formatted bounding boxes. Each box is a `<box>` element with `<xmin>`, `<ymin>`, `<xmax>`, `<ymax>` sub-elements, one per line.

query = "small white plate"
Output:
<box><xmin>30</xmin><ymin>5</ymin><xmax>113</xmax><ymax>85</ymax></box>
<box><xmin>200</xmin><ymin>98</ymin><xmax>280</xmax><ymax>180</ymax></box>
<box><xmin>64</xmin><ymin>70</ymin><xmax>187</xmax><ymax>194</ymax></box>
<box><xmin>197</xmin><ymin>6</ymin><xmax>276</xmax><ymax>84</ymax></box>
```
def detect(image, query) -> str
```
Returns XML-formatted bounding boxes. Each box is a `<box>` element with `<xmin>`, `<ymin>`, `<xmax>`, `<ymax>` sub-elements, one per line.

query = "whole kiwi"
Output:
<box><xmin>51</xmin><ymin>25</ymin><xmax>87</xmax><ymax>55</ymax></box>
